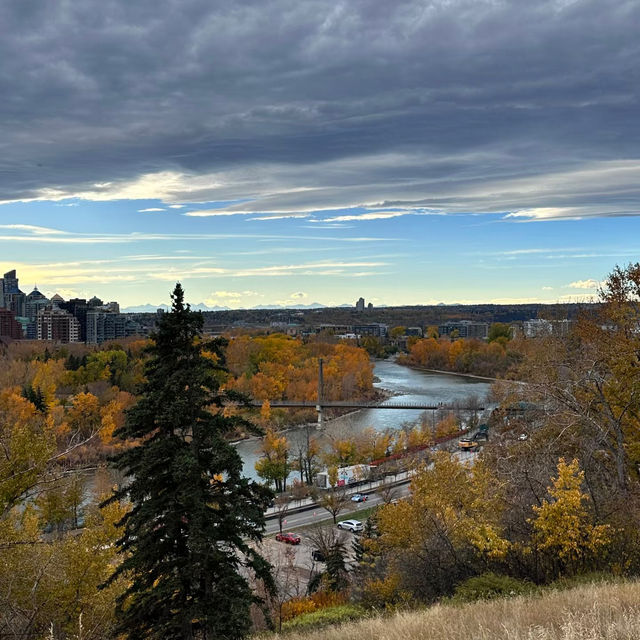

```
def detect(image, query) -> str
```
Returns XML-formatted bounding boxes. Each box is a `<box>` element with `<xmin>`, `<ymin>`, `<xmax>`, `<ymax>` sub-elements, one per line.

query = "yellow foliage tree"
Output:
<box><xmin>377</xmin><ymin>453</ymin><xmax>509</xmax><ymax>564</ymax></box>
<box><xmin>434</xmin><ymin>413</ymin><xmax>460</xmax><ymax>440</ymax></box>
<box><xmin>67</xmin><ymin>392</ymin><xmax>102</xmax><ymax>439</ymax></box>
<box><xmin>255</xmin><ymin>427</ymin><xmax>291</xmax><ymax>492</ymax></box>
<box><xmin>0</xmin><ymin>388</ymin><xmax>56</xmax><ymax>515</ymax></box>
<box><xmin>0</xmin><ymin>498</ymin><xmax>128</xmax><ymax>639</ymax></box>
<box><xmin>530</xmin><ymin>458</ymin><xmax>611</xmax><ymax>573</ymax></box>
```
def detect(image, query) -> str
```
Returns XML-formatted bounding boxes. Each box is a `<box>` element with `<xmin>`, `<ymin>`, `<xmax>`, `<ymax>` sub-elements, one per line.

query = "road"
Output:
<box><xmin>264</xmin><ymin>448</ymin><xmax>476</xmax><ymax>535</ymax></box>
<box><xmin>265</xmin><ymin>481</ymin><xmax>412</xmax><ymax>535</ymax></box>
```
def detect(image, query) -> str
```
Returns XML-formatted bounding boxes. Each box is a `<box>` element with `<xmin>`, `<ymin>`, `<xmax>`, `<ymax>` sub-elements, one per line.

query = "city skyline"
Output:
<box><xmin>1</xmin><ymin>1</ymin><xmax>639</xmax><ymax>307</ymax></box>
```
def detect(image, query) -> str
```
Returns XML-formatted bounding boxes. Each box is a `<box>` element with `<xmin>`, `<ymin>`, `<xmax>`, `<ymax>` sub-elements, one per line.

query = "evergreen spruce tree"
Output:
<box><xmin>105</xmin><ymin>284</ymin><xmax>273</xmax><ymax>639</ymax></box>
<box><xmin>324</xmin><ymin>539</ymin><xmax>349</xmax><ymax>592</ymax></box>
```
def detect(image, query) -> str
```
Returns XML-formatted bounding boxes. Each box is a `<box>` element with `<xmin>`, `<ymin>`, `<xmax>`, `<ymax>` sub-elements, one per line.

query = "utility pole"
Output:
<box><xmin>317</xmin><ymin>357</ymin><xmax>324</xmax><ymax>428</ymax></box>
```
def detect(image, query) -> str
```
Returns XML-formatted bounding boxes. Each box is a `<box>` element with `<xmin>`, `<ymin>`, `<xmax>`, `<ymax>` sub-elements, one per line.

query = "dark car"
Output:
<box><xmin>275</xmin><ymin>532</ymin><xmax>301</xmax><ymax>545</ymax></box>
<box><xmin>311</xmin><ymin>549</ymin><xmax>326</xmax><ymax>562</ymax></box>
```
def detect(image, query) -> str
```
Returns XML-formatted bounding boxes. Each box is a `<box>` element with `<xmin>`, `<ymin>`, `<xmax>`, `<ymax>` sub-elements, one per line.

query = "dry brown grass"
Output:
<box><xmin>268</xmin><ymin>580</ymin><xmax>640</xmax><ymax>640</ymax></box>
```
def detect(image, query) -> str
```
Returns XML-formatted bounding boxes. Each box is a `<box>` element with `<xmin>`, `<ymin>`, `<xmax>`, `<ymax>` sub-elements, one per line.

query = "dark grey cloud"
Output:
<box><xmin>1</xmin><ymin>0</ymin><xmax>639</xmax><ymax>217</ymax></box>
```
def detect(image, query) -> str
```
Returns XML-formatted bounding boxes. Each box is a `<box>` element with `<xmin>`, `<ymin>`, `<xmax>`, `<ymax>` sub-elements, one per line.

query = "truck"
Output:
<box><xmin>314</xmin><ymin>464</ymin><xmax>372</xmax><ymax>489</ymax></box>
<box><xmin>458</xmin><ymin>438</ymin><xmax>480</xmax><ymax>451</ymax></box>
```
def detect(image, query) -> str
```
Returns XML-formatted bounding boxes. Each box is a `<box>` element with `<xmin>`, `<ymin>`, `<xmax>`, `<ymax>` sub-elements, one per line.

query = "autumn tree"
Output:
<box><xmin>293</xmin><ymin>433</ymin><xmax>321</xmax><ymax>486</ymax></box>
<box><xmin>106</xmin><ymin>284</ymin><xmax>273</xmax><ymax>639</ymax></box>
<box><xmin>376</xmin><ymin>452</ymin><xmax>508</xmax><ymax>600</ymax></box>
<box><xmin>0</xmin><ymin>388</ymin><xmax>56</xmax><ymax>516</ymax></box>
<box><xmin>389</xmin><ymin>326</ymin><xmax>406</xmax><ymax>339</ymax></box>
<box><xmin>530</xmin><ymin>458</ymin><xmax>611</xmax><ymax>578</ymax></box>
<box><xmin>0</xmin><ymin>498</ymin><xmax>128</xmax><ymax>639</ymax></box>
<box><xmin>316</xmin><ymin>468</ymin><xmax>350</xmax><ymax>524</ymax></box>
<box><xmin>488</xmin><ymin>322</ymin><xmax>512</xmax><ymax>344</ymax></box>
<box><xmin>255</xmin><ymin>428</ymin><xmax>291</xmax><ymax>493</ymax></box>
<box><xmin>497</xmin><ymin>263</ymin><xmax>640</xmax><ymax>506</ymax></box>
<box><xmin>268</xmin><ymin>494</ymin><xmax>289</xmax><ymax>535</ymax></box>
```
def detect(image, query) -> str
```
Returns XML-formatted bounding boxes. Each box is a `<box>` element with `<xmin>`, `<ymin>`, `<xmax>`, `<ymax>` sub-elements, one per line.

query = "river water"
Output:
<box><xmin>235</xmin><ymin>359</ymin><xmax>492</xmax><ymax>482</ymax></box>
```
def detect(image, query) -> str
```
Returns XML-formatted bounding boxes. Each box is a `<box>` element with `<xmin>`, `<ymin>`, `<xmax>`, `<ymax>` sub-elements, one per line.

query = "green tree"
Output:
<box><xmin>105</xmin><ymin>284</ymin><xmax>273</xmax><ymax>639</ymax></box>
<box><xmin>389</xmin><ymin>326</ymin><xmax>406</xmax><ymax>339</ymax></box>
<box><xmin>488</xmin><ymin>322</ymin><xmax>512</xmax><ymax>343</ymax></box>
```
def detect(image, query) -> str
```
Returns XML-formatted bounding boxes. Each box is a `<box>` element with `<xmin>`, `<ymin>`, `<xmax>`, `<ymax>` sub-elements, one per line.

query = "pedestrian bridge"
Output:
<box><xmin>249</xmin><ymin>400</ymin><xmax>484</xmax><ymax>411</ymax></box>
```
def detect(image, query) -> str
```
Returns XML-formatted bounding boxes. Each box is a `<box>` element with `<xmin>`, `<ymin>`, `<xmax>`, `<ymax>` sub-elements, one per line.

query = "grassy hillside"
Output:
<box><xmin>266</xmin><ymin>579</ymin><xmax>640</xmax><ymax>640</ymax></box>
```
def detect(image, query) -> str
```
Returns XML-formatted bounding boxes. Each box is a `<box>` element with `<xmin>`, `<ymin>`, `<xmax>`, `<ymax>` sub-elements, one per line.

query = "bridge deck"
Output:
<box><xmin>248</xmin><ymin>401</ymin><xmax>483</xmax><ymax>410</ymax></box>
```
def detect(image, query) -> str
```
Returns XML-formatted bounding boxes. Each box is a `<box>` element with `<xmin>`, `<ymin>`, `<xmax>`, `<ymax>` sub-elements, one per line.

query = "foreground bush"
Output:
<box><xmin>281</xmin><ymin>604</ymin><xmax>367</xmax><ymax>632</ymax></box>
<box><xmin>450</xmin><ymin>572</ymin><xmax>533</xmax><ymax>603</ymax></box>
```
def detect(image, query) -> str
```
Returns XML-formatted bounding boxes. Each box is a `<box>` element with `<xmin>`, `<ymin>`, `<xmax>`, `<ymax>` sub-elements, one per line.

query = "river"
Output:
<box><xmin>81</xmin><ymin>359</ymin><xmax>492</xmax><ymax>503</ymax></box>
<box><xmin>235</xmin><ymin>359</ymin><xmax>492</xmax><ymax>482</ymax></box>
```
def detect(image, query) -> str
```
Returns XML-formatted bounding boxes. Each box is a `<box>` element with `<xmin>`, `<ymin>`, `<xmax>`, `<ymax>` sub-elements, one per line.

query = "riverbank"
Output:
<box><xmin>398</xmin><ymin>362</ymin><xmax>502</xmax><ymax>382</ymax></box>
<box><xmin>396</xmin><ymin>360</ymin><xmax>527</xmax><ymax>385</ymax></box>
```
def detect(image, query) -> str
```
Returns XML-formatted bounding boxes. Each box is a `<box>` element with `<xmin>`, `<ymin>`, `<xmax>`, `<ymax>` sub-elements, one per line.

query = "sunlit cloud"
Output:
<box><xmin>311</xmin><ymin>211</ymin><xmax>408</xmax><ymax>223</ymax></box>
<box><xmin>210</xmin><ymin>290</ymin><xmax>259</xmax><ymax>299</ymax></box>
<box><xmin>504</xmin><ymin>208</ymin><xmax>580</xmax><ymax>221</ymax></box>
<box><xmin>0</xmin><ymin>224</ymin><xmax>67</xmax><ymax>235</ymax></box>
<box><xmin>0</xmin><ymin>225</ymin><xmax>388</xmax><ymax>245</ymax></box>
<box><xmin>567</xmin><ymin>279</ymin><xmax>600</xmax><ymax>289</ymax></box>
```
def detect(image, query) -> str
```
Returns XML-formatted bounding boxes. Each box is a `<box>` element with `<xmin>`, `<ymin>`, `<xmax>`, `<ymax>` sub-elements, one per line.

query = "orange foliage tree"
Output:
<box><xmin>226</xmin><ymin>335</ymin><xmax>374</xmax><ymax>404</ymax></box>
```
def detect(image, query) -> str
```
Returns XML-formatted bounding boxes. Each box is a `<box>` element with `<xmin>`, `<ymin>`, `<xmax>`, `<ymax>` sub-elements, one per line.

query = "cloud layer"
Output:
<box><xmin>0</xmin><ymin>0</ymin><xmax>639</xmax><ymax>219</ymax></box>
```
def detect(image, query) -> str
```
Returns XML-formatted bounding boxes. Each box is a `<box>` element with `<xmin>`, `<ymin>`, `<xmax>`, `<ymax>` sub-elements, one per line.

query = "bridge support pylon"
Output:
<box><xmin>317</xmin><ymin>358</ymin><xmax>324</xmax><ymax>428</ymax></box>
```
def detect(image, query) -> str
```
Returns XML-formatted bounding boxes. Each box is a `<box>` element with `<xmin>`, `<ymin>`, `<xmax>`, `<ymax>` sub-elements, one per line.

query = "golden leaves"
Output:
<box><xmin>530</xmin><ymin>458</ymin><xmax>611</xmax><ymax>563</ymax></box>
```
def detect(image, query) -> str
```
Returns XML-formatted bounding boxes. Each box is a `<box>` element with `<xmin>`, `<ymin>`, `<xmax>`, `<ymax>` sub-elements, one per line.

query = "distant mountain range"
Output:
<box><xmin>122</xmin><ymin>302</ymin><xmax>329</xmax><ymax>313</ymax></box>
<box><xmin>122</xmin><ymin>303</ymin><xmax>231</xmax><ymax>313</ymax></box>
<box><xmin>250</xmin><ymin>302</ymin><xmax>326</xmax><ymax>310</ymax></box>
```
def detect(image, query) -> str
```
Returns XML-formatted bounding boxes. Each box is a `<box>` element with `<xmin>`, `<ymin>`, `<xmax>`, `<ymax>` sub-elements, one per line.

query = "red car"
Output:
<box><xmin>275</xmin><ymin>532</ymin><xmax>301</xmax><ymax>545</ymax></box>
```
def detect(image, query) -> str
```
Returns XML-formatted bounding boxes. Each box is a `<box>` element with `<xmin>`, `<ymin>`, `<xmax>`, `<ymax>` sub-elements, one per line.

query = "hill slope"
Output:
<box><xmin>270</xmin><ymin>580</ymin><xmax>640</xmax><ymax>640</ymax></box>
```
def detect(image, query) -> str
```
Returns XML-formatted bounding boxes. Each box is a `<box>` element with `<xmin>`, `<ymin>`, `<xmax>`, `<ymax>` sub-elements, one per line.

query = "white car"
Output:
<box><xmin>337</xmin><ymin>519</ymin><xmax>364</xmax><ymax>533</ymax></box>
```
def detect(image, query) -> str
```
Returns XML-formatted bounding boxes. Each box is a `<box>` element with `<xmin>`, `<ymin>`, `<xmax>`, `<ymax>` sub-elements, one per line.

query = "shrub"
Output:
<box><xmin>281</xmin><ymin>604</ymin><xmax>367</xmax><ymax>631</ymax></box>
<box><xmin>280</xmin><ymin>591</ymin><xmax>347</xmax><ymax>621</ymax></box>
<box><xmin>548</xmin><ymin>571</ymin><xmax>619</xmax><ymax>591</ymax></box>
<box><xmin>450</xmin><ymin>572</ymin><xmax>533</xmax><ymax>603</ymax></box>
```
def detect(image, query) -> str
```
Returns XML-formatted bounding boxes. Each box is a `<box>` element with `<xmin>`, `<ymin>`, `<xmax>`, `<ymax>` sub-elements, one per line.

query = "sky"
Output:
<box><xmin>1</xmin><ymin>0</ymin><xmax>639</xmax><ymax>309</ymax></box>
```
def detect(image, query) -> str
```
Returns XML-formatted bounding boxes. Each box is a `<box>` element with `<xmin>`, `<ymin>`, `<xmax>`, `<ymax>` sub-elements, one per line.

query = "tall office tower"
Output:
<box><xmin>355</xmin><ymin>297</ymin><xmax>365</xmax><ymax>312</ymax></box>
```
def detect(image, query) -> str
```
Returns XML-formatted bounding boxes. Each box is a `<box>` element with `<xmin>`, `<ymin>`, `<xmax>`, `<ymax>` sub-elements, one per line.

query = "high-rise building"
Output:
<box><xmin>50</xmin><ymin>294</ymin><xmax>65</xmax><ymax>308</ymax></box>
<box><xmin>86</xmin><ymin>310</ymin><xmax>141</xmax><ymax>344</ymax></box>
<box><xmin>0</xmin><ymin>270</ymin><xmax>26</xmax><ymax>317</ymax></box>
<box><xmin>25</xmin><ymin>287</ymin><xmax>49</xmax><ymax>320</ymax></box>
<box><xmin>0</xmin><ymin>308</ymin><xmax>23</xmax><ymax>339</ymax></box>
<box><xmin>37</xmin><ymin>308</ymin><xmax>81</xmax><ymax>343</ymax></box>
<box><xmin>355</xmin><ymin>297</ymin><xmax>365</xmax><ymax>312</ymax></box>
<box><xmin>59</xmin><ymin>298</ymin><xmax>88</xmax><ymax>342</ymax></box>
<box><xmin>25</xmin><ymin>288</ymin><xmax>50</xmax><ymax>339</ymax></box>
